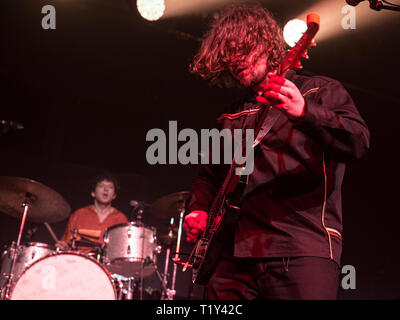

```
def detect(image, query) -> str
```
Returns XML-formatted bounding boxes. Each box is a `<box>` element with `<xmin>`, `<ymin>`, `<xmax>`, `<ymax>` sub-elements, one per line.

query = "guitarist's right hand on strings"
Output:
<box><xmin>183</xmin><ymin>210</ymin><xmax>208</xmax><ymax>243</ymax></box>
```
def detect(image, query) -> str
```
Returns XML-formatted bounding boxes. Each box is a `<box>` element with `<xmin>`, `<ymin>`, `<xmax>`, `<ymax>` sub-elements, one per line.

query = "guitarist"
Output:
<box><xmin>183</xmin><ymin>4</ymin><xmax>370</xmax><ymax>300</ymax></box>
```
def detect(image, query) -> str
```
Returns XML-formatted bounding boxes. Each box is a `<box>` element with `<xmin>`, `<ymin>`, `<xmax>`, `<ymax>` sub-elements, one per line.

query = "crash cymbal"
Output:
<box><xmin>0</xmin><ymin>176</ymin><xmax>71</xmax><ymax>223</ymax></box>
<box><xmin>150</xmin><ymin>191</ymin><xmax>190</xmax><ymax>219</ymax></box>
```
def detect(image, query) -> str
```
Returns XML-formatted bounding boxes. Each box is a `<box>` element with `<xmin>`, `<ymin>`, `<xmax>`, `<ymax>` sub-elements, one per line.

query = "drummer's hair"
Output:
<box><xmin>90</xmin><ymin>173</ymin><xmax>121</xmax><ymax>195</ymax></box>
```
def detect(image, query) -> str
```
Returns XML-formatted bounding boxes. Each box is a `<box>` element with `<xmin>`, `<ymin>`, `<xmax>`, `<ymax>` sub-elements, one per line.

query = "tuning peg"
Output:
<box><xmin>310</xmin><ymin>39</ymin><xmax>317</xmax><ymax>48</ymax></box>
<box><xmin>301</xmin><ymin>51</ymin><xmax>309</xmax><ymax>59</ymax></box>
<box><xmin>295</xmin><ymin>61</ymin><xmax>303</xmax><ymax>69</ymax></box>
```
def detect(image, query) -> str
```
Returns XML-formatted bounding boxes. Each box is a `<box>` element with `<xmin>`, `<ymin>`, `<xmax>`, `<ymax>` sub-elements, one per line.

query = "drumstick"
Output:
<box><xmin>44</xmin><ymin>222</ymin><xmax>59</xmax><ymax>243</ymax></box>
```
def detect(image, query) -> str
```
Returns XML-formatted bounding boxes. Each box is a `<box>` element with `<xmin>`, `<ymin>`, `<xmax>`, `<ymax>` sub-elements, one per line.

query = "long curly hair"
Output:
<box><xmin>190</xmin><ymin>4</ymin><xmax>286</xmax><ymax>88</ymax></box>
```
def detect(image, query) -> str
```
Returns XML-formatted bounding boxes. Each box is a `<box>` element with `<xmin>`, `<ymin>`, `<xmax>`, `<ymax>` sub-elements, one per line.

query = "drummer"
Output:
<box><xmin>56</xmin><ymin>173</ymin><xmax>129</xmax><ymax>254</ymax></box>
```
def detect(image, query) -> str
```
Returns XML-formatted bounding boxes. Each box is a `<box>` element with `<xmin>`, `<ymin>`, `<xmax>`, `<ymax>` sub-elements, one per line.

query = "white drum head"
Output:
<box><xmin>10</xmin><ymin>252</ymin><xmax>116</xmax><ymax>300</ymax></box>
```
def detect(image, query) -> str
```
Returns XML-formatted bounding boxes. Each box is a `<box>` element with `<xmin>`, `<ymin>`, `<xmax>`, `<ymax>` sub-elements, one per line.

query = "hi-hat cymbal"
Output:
<box><xmin>150</xmin><ymin>191</ymin><xmax>190</xmax><ymax>219</ymax></box>
<box><xmin>158</xmin><ymin>233</ymin><xmax>178</xmax><ymax>246</ymax></box>
<box><xmin>0</xmin><ymin>176</ymin><xmax>71</xmax><ymax>223</ymax></box>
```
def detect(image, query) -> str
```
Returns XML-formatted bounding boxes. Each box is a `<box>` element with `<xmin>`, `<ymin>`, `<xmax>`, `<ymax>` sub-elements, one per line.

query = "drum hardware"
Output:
<box><xmin>0</xmin><ymin>242</ymin><xmax>56</xmax><ymax>292</ymax></box>
<box><xmin>151</xmin><ymin>191</ymin><xmax>189</xmax><ymax>300</ymax></box>
<box><xmin>0</xmin><ymin>176</ymin><xmax>71</xmax><ymax>300</ymax></box>
<box><xmin>129</xmin><ymin>200</ymin><xmax>151</xmax><ymax>220</ymax></box>
<box><xmin>169</xmin><ymin>207</ymin><xmax>185</xmax><ymax>300</ymax></box>
<box><xmin>112</xmin><ymin>274</ymin><xmax>136</xmax><ymax>300</ymax></box>
<box><xmin>127</xmin><ymin>199</ymin><xmax>146</xmax><ymax>299</ymax></box>
<box><xmin>126</xmin><ymin>276</ymin><xmax>135</xmax><ymax>300</ymax></box>
<box><xmin>8</xmin><ymin>252</ymin><xmax>117</xmax><ymax>300</ymax></box>
<box><xmin>2</xmin><ymin>198</ymin><xmax>32</xmax><ymax>299</ymax></box>
<box><xmin>71</xmin><ymin>229</ymin><xmax>78</xmax><ymax>250</ymax></box>
<box><xmin>112</xmin><ymin>274</ymin><xmax>162</xmax><ymax>300</ymax></box>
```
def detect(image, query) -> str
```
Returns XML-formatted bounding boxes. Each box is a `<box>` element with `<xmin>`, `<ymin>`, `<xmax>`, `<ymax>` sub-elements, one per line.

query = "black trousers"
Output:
<box><xmin>204</xmin><ymin>256</ymin><xmax>340</xmax><ymax>300</ymax></box>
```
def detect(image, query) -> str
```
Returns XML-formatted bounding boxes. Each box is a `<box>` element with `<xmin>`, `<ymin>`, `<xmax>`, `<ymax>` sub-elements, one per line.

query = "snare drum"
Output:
<box><xmin>8</xmin><ymin>252</ymin><xmax>117</xmax><ymax>300</ymax></box>
<box><xmin>1</xmin><ymin>242</ymin><xmax>55</xmax><ymax>289</ymax></box>
<box><xmin>103</xmin><ymin>222</ymin><xmax>158</xmax><ymax>278</ymax></box>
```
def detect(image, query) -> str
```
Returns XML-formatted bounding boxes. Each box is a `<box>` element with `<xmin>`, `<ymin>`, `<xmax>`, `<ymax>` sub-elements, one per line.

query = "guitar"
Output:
<box><xmin>190</xmin><ymin>13</ymin><xmax>320</xmax><ymax>285</ymax></box>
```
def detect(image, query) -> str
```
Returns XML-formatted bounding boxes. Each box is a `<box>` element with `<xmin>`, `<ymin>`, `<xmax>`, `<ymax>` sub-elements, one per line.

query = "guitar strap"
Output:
<box><xmin>252</xmin><ymin>105</ymin><xmax>282</xmax><ymax>148</ymax></box>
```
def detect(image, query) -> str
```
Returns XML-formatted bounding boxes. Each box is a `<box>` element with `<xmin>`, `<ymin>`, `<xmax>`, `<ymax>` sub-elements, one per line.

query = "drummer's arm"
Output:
<box><xmin>57</xmin><ymin>215</ymin><xmax>76</xmax><ymax>250</ymax></box>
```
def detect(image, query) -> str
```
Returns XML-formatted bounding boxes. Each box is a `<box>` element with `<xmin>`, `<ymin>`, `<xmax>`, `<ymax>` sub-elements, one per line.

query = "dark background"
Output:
<box><xmin>0</xmin><ymin>0</ymin><xmax>399</xmax><ymax>299</ymax></box>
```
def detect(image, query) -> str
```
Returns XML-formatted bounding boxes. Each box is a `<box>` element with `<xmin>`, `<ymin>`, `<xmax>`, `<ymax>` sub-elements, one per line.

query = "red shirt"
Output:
<box><xmin>61</xmin><ymin>205</ymin><xmax>129</xmax><ymax>254</ymax></box>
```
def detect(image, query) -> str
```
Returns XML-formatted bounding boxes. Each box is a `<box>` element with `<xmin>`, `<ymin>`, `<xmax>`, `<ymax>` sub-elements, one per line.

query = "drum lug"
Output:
<box><xmin>155</xmin><ymin>246</ymin><xmax>162</xmax><ymax>254</ymax></box>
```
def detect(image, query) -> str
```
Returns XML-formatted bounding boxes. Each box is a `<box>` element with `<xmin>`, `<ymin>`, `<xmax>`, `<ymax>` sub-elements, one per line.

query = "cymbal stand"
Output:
<box><xmin>113</xmin><ymin>275</ymin><xmax>135</xmax><ymax>300</ymax></box>
<box><xmin>2</xmin><ymin>198</ymin><xmax>31</xmax><ymax>300</ymax></box>
<box><xmin>135</xmin><ymin>204</ymin><xmax>145</xmax><ymax>300</ymax></box>
<box><xmin>124</xmin><ymin>277</ymin><xmax>135</xmax><ymax>300</ymax></box>
<box><xmin>155</xmin><ymin>264</ymin><xmax>169</xmax><ymax>300</ymax></box>
<box><xmin>166</xmin><ymin>207</ymin><xmax>185</xmax><ymax>300</ymax></box>
<box><xmin>160</xmin><ymin>218</ymin><xmax>174</xmax><ymax>300</ymax></box>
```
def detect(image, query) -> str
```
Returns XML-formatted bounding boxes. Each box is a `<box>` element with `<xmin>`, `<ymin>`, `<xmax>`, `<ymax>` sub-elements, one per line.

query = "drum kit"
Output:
<box><xmin>0</xmin><ymin>176</ymin><xmax>190</xmax><ymax>300</ymax></box>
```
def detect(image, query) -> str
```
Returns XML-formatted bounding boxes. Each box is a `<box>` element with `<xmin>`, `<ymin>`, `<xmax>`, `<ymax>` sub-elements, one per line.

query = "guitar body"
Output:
<box><xmin>192</xmin><ymin>173</ymin><xmax>246</xmax><ymax>285</ymax></box>
<box><xmin>190</xmin><ymin>13</ymin><xmax>320</xmax><ymax>285</ymax></box>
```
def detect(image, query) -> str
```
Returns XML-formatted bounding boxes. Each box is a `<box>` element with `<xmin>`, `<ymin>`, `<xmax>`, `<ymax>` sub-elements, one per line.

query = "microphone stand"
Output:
<box><xmin>370</xmin><ymin>0</ymin><xmax>400</xmax><ymax>11</ymax></box>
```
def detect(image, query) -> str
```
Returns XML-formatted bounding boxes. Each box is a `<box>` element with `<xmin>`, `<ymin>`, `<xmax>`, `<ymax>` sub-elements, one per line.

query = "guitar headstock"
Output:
<box><xmin>279</xmin><ymin>13</ymin><xmax>320</xmax><ymax>76</ymax></box>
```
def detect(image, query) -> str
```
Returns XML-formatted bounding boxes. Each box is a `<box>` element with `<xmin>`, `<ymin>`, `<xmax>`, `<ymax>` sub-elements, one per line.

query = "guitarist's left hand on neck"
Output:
<box><xmin>256</xmin><ymin>72</ymin><xmax>306</xmax><ymax>120</ymax></box>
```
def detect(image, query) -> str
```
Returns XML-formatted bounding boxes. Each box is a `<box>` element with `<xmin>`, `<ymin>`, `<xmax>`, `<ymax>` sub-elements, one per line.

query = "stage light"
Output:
<box><xmin>137</xmin><ymin>0</ymin><xmax>165</xmax><ymax>21</ymax></box>
<box><xmin>293</xmin><ymin>0</ymin><xmax>397</xmax><ymax>42</ymax></box>
<box><xmin>283</xmin><ymin>19</ymin><xmax>307</xmax><ymax>47</ymax></box>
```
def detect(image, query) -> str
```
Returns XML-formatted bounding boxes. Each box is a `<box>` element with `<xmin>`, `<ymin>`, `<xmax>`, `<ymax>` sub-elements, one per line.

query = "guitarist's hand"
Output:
<box><xmin>256</xmin><ymin>72</ymin><xmax>305</xmax><ymax>120</ymax></box>
<box><xmin>183</xmin><ymin>210</ymin><xmax>208</xmax><ymax>243</ymax></box>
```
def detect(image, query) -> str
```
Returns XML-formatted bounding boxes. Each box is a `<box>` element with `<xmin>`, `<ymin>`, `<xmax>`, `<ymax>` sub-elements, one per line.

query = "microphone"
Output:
<box><xmin>129</xmin><ymin>200</ymin><xmax>141</xmax><ymax>208</ymax></box>
<box><xmin>129</xmin><ymin>200</ymin><xmax>151</xmax><ymax>207</ymax></box>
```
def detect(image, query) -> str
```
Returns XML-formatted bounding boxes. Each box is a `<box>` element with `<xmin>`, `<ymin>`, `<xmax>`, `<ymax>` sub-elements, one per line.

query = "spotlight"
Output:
<box><xmin>137</xmin><ymin>0</ymin><xmax>165</xmax><ymax>21</ymax></box>
<box><xmin>283</xmin><ymin>19</ymin><xmax>307</xmax><ymax>47</ymax></box>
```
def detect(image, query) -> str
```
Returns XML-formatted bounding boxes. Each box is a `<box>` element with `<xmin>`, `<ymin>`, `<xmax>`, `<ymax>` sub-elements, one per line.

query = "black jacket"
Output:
<box><xmin>187</xmin><ymin>70</ymin><xmax>370</xmax><ymax>266</ymax></box>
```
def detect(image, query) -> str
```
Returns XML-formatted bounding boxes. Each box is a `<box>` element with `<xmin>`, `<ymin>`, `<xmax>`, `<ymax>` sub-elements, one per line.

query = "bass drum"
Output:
<box><xmin>9</xmin><ymin>252</ymin><xmax>116</xmax><ymax>300</ymax></box>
